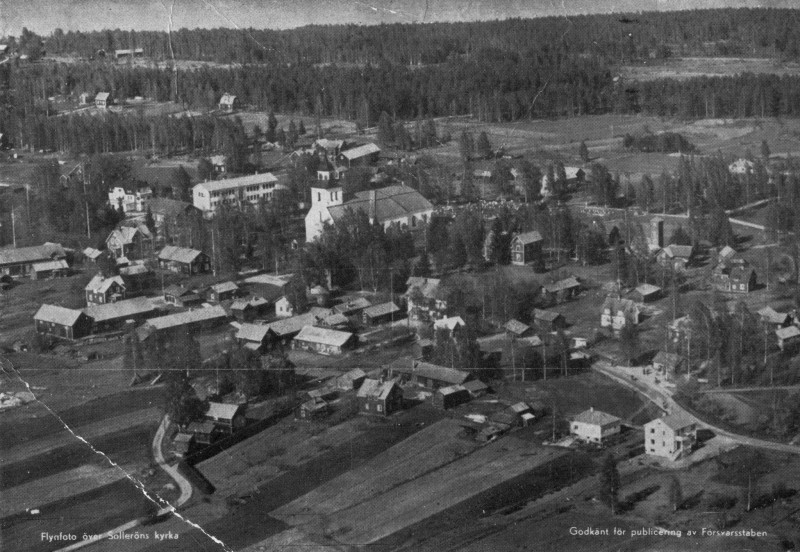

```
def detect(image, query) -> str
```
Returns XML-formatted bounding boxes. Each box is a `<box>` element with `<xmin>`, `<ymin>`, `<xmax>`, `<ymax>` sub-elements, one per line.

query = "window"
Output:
<box><xmin>650</xmin><ymin>439</ymin><xmax>655</xmax><ymax>445</ymax></box>
<box><xmin>650</xmin><ymin>428</ymin><xmax>654</xmax><ymax>433</ymax></box>
<box><xmin>377</xmin><ymin>404</ymin><xmax>383</xmax><ymax>412</ymax></box>
<box><xmin>317</xmin><ymin>192</ymin><xmax>322</xmax><ymax>202</ymax></box>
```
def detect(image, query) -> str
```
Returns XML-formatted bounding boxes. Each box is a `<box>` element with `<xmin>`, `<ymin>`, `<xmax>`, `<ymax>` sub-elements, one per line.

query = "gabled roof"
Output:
<box><xmin>194</xmin><ymin>173</ymin><xmax>277</xmax><ymax>194</ymax></box>
<box><xmin>33</xmin><ymin>259</ymin><xmax>69</xmax><ymax>272</ymax></box>
<box><xmin>438</xmin><ymin>384</ymin><xmax>468</xmax><ymax>397</ymax></box>
<box><xmin>405</xmin><ymin>277</ymin><xmax>441</xmax><ymax>299</ymax></box>
<box><xmin>231</xmin><ymin>296</ymin><xmax>270</xmax><ymax>311</ymax></box>
<box><xmin>390</xmin><ymin>360</ymin><xmax>471</xmax><ymax>385</ymax></box>
<box><xmin>504</xmin><ymin>319</ymin><xmax>530</xmax><ymax>336</ymax></box>
<box><xmin>509</xmin><ymin>401</ymin><xmax>532</xmax><ymax>414</ymax></box>
<box><xmin>776</xmin><ymin>325</ymin><xmax>800</xmax><ymax>340</ymax></box>
<box><xmin>340</xmin><ymin>143</ymin><xmax>380</xmax><ymax>160</ymax></box>
<box><xmin>95</xmin><ymin>92</ymin><xmax>110</xmax><ymax>101</ymax></box>
<box><xmin>147</xmin><ymin>197</ymin><xmax>195</xmax><ymax>218</ymax></box>
<box><xmin>463</xmin><ymin>379</ymin><xmax>489</xmax><ymax>394</ymax></box>
<box><xmin>266</xmin><ymin>312</ymin><xmax>318</xmax><ymax>337</ymax></box>
<box><xmin>602</xmin><ymin>296</ymin><xmax>638</xmax><ymax>317</ymax></box>
<box><xmin>158</xmin><ymin>245</ymin><xmax>204</xmax><ymax>264</ymax></box>
<box><xmin>338</xmin><ymin>368</ymin><xmax>366</xmax><ymax>384</ymax></box>
<box><xmin>83</xmin><ymin>297</ymin><xmax>155</xmax><ymax>322</ymax></box>
<box><xmin>648</xmin><ymin>411</ymin><xmax>696</xmax><ymax>431</ymax></box>
<box><xmin>320</xmin><ymin>313</ymin><xmax>349</xmax><ymax>326</ymax></box>
<box><xmin>143</xmin><ymin>305</ymin><xmax>227</xmax><ymax>331</ymax></box>
<box><xmin>210</xmin><ymin>281</ymin><xmax>239</xmax><ymax>294</ymax></box>
<box><xmin>85</xmin><ymin>274</ymin><xmax>125</xmax><ymax>293</ymax></box>
<box><xmin>661</xmin><ymin>244</ymin><xmax>694</xmax><ymax>259</ymax></box>
<box><xmin>434</xmin><ymin>316</ymin><xmax>465</xmax><ymax>331</ymax></box>
<box><xmin>758</xmin><ymin>306</ymin><xmax>790</xmax><ymax>325</ymax></box>
<box><xmin>327</xmin><ymin>185</ymin><xmax>433</xmax><ymax>224</ymax></box>
<box><xmin>163</xmin><ymin>285</ymin><xmax>198</xmax><ymax>298</ymax></box>
<box><xmin>634</xmin><ymin>283</ymin><xmax>661</xmax><ymax>296</ymax></box>
<box><xmin>83</xmin><ymin>247</ymin><xmax>103</xmax><ymax>260</ymax></box>
<box><xmin>718</xmin><ymin>245</ymin><xmax>737</xmax><ymax>260</ymax></box>
<box><xmin>357</xmin><ymin>378</ymin><xmax>399</xmax><ymax>400</ymax></box>
<box><xmin>332</xmin><ymin>297</ymin><xmax>371</xmax><ymax>314</ymax></box>
<box><xmin>107</xmin><ymin>225</ymin><xmax>152</xmax><ymax>246</ymax></box>
<box><xmin>363</xmin><ymin>301</ymin><xmax>400</xmax><ymax>318</ymax></box>
<box><xmin>0</xmin><ymin>243</ymin><xmax>66</xmax><ymax>267</ymax></box>
<box><xmin>315</xmin><ymin>138</ymin><xmax>344</xmax><ymax>151</ymax></box>
<box><xmin>236</xmin><ymin>323</ymin><xmax>271</xmax><ymax>343</ymax></box>
<box><xmin>34</xmin><ymin>304</ymin><xmax>85</xmax><ymax>326</ymax></box>
<box><xmin>294</xmin><ymin>325</ymin><xmax>354</xmax><ymax>348</ymax></box>
<box><xmin>543</xmin><ymin>277</ymin><xmax>580</xmax><ymax>293</ymax></box>
<box><xmin>219</xmin><ymin>93</ymin><xmax>237</xmax><ymax>105</ymax></box>
<box><xmin>243</xmin><ymin>273</ymin><xmax>295</xmax><ymax>287</ymax></box>
<box><xmin>572</xmin><ymin>408</ymin><xmax>620</xmax><ymax>426</ymax></box>
<box><xmin>513</xmin><ymin>231</ymin><xmax>543</xmax><ymax>245</ymax></box>
<box><xmin>206</xmin><ymin>401</ymin><xmax>242</xmax><ymax>421</ymax></box>
<box><xmin>533</xmin><ymin>309</ymin><xmax>563</xmax><ymax>323</ymax></box>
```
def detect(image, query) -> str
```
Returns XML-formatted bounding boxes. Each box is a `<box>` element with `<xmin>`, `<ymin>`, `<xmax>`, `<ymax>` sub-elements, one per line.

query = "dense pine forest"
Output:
<box><xmin>3</xmin><ymin>8</ymin><xmax>800</xmax><ymax>153</ymax></box>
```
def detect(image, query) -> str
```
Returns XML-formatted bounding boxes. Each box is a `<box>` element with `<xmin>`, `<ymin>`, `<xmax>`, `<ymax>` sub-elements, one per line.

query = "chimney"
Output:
<box><xmin>369</xmin><ymin>190</ymin><xmax>377</xmax><ymax>223</ymax></box>
<box><xmin>590</xmin><ymin>406</ymin><xmax>594</xmax><ymax>412</ymax></box>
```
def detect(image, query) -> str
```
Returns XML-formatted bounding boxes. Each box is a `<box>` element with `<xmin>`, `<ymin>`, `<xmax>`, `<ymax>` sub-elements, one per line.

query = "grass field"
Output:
<box><xmin>620</xmin><ymin>57</ymin><xmax>800</xmax><ymax>82</ymax></box>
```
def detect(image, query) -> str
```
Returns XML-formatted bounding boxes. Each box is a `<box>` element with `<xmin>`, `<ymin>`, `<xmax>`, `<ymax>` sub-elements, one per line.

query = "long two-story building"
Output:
<box><xmin>192</xmin><ymin>173</ymin><xmax>286</xmax><ymax>215</ymax></box>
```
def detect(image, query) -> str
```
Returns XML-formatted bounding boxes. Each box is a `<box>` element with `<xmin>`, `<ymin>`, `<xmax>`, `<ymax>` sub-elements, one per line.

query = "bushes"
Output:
<box><xmin>623</xmin><ymin>132</ymin><xmax>695</xmax><ymax>153</ymax></box>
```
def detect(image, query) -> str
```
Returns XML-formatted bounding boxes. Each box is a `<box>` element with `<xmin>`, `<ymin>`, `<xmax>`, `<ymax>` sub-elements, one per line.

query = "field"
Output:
<box><xmin>620</xmin><ymin>57</ymin><xmax>800</xmax><ymax>82</ymax></box>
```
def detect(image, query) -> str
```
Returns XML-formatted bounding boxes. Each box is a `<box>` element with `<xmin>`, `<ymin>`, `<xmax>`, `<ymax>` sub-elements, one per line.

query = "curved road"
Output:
<box><xmin>593</xmin><ymin>361</ymin><xmax>800</xmax><ymax>456</ymax></box>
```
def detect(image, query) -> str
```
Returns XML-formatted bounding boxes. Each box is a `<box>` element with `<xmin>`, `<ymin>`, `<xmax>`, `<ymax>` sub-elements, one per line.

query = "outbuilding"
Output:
<box><xmin>204</xmin><ymin>402</ymin><xmax>246</xmax><ymax>434</ymax></box>
<box><xmin>357</xmin><ymin>378</ymin><xmax>403</xmax><ymax>416</ymax></box>
<box><xmin>435</xmin><ymin>385</ymin><xmax>471</xmax><ymax>409</ymax></box>
<box><xmin>510</xmin><ymin>230</ymin><xmax>543</xmax><ymax>266</ymax></box>
<box><xmin>292</xmin><ymin>325</ymin><xmax>356</xmax><ymax>355</ymax></box>
<box><xmin>362</xmin><ymin>301</ymin><xmax>401</xmax><ymax>325</ymax></box>
<box><xmin>34</xmin><ymin>305</ymin><xmax>92</xmax><ymax>340</ymax></box>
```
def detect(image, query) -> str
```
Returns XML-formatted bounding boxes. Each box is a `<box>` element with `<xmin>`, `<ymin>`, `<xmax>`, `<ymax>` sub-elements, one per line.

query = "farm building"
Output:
<box><xmin>31</xmin><ymin>259</ymin><xmax>69</xmax><ymax>280</ymax></box>
<box><xmin>712</xmin><ymin>261</ymin><xmax>756</xmax><ymax>294</ymax></box>
<box><xmin>204</xmin><ymin>402</ymin><xmax>246</xmax><ymax>434</ymax></box>
<box><xmin>533</xmin><ymin>309</ymin><xmax>566</xmax><ymax>331</ymax></box>
<box><xmin>600</xmin><ymin>296</ymin><xmax>640</xmax><ymax>331</ymax></box>
<box><xmin>758</xmin><ymin>306</ymin><xmax>792</xmax><ymax>328</ymax></box>
<box><xmin>336</xmin><ymin>368</ymin><xmax>367</xmax><ymax>391</ymax></box>
<box><xmin>337</xmin><ymin>143</ymin><xmax>381</xmax><ymax>167</ymax></box>
<box><xmin>570</xmin><ymin>408</ymin><xmax>621</xmax><ymax>444</ymax></box>
<box><xmin>541</xmin><ymin>277</ymin><xmax>581</xmax><ymax>303</ymax></box>
<box><xmin>83</xmin><ymin>297</ymin><xmax>157</xmax><ymax>333</ymax></box>
<box><xmin>652</xmin><ymin>351</ymin><xmax>685</xmax><ymax>378</ymax></box>
<box><xmin>186</xmin><ymin>421</ymin><xmax>217</xmax><ymax>445</ymax></box>
<box><xmin>317</xmin><ymin>312</ymin><xmax>350</xmax><ymax>330</ymax></box>
<box><xmin>357</xmin><ymin>378</ymin><xmax>403</xmax><ymax>416</ymax></box>
<box><xmin>413</xmin><ymin>338</ymin><xmax>434</xmax><ymax>360</ymax></box>
<box><xmin>292</xmin><ymin>326</ymin><xmax>356</xmax><ymax>355</ymax></box>
<box><xmin>163</xmin><ymin>285</ymin><xmax>202</xmax><ymax>307</ymax></box>
<box><xmin>138</xmin><ymin>305</ymin><xmax>228</xmax><ymax>338</ymax></box>
<box><xmin>435</xmin><ymin>385</ymin><xmax>471</xmax><ymax>409</ymax></box>
<box><xmin>218</xmin><ymin>93</ymin><xmax>238</xmax><ymax>111</ymax></box>
<box><xmin>95</xmin><ymin>92</ymin><xmax>111</xmax><ymax>108</ymax></box>
<box><xmin>305</xmin><ymin>183</ymin><xmax>433</xmax><ymax>243</ymax></box>
<box><xmin>656</xmin><ymin>244</ymin><xmax>694</xmax><ymax>271</ymax></box>
<box><xmin>510</xmin><ymin>231</ymin><xmax>543</xmax><ymax>266</ymax></box>
<box><xmin>504</xmin><ymin>319</ymin><xmax>532</xmax><ymax>338</ymax></box>
<box><xmin>207</xmin><ymin>281</ymin><xmax>239</xmax><ymax>303</ymax></box>
<box><xmin>462</xmin><ymin>379</ymin><xmax>489</xmax><ymax>398</ymax></box>
<box><xmin>300</xmin><ymin>398</ymin><xmax>329</xmax><ymax>420</ymax></box>
<box><xmin>387</xmin><ymin>358</ymin><xmax>473</xmax><ymax>389</ymax></box>
<box><xmin>631</xmin><ymin>283</ymin><xmax>661</xmax><ymax>303</ymax></box>
<box><xmin>644</xmin><ymin>412</ymin><xmax>697</xmax><ymax>460</ymax></box>
<box><xmin>230</xmin><ymin>296</ymin><xmax>270</xmax><ymax>322</ymax></box>
<box><xmin>776</xmin><ymin>325</ymin><xmax>800</xmax><ymax>351</ymax></box>
<box><xmin>264</xmin><ymin>312</ymin><xmax>318</xmax><ymax>344</ymax></box>
<box><xmin>404</xmin><ymin>277</ymin><xmax>445</xmax><ymax>321</ymax></box>
<box><xmin>0</xmin><ymin>243</ymin><xmax>67</xmax><ymax>277</ymax></box>
<box><xmin>34</xmin><ymin>305</ymin><xmax>92</xmax><ymax>340</ymax></box>
<box><xmin>362</xmin><ymin>301</ymin><xmax>401</xmax><ymax>325</ymax></box>
<box><xmin>85</xmin><ymin>275</ymin><xmax>126</xmax><ymax>306</ymax></box>
<box><xmin>236</xmin><ymin>323</ymin><xmax>272</xmax><ymax>353</ymax></box>
<box><xmin>119</xmin><ymin>263</ymin><xmax>153</xmax><ymax>292</ymax></box>
<box><xmin>171</xmin><ymin>432</ymin><xmax>195</xmax><ymax>458</ymax></box>
<box><xmin>158</xmin><ymin>246</ymin><xmax>211</xmax><ymax>274</ymax></box>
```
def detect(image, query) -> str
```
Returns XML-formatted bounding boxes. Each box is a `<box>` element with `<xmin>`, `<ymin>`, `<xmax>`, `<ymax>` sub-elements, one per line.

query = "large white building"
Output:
<box><xmin>570</xmin><ymin>408</ymin><xmax>621</xmax><ymax>444</ymax></box>
<box><xmin>108</xmin><ymin>186</ymin><xmax>153</xmax><ymax>213</ymax></box>
<box><xmin>644</xmin><ymin>412</ymin><xmax>697</xmax><ymax>460</ymax></box>
<box><xmin>304</xmin><ymin>183</ymin><xmax>434</xmax><ymax>242</ymax></box>
<box><xmin>192</xmin><ymin>173</ymin><xmax>285</xmax><ymax>214</ymax></box>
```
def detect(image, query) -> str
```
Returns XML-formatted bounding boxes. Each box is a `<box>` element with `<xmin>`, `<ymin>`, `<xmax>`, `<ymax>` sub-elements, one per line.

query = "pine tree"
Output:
<box><xmin>579</xmin><ymin>140</ymin><xmax>590</xmax><ymax>163</ymax></box>
<box><xmin>298</xmin><ymin>119</ymin><xmax>307</xmax><ymax>135</ymax></box>
<box><xmin>476</xmin><ymin>131</ymin><xmax>492</xmax><ymax>159</ymax></box>
<box><xmin>377</xmin><ymin>111</ymin><xmax>394</xmax><ymax>145</ymax></box>
<box><xmin>669</xmin><ymin>476</ymin><xmax>683</xmax><ymax>511</ymax></box>
<box><xmin>599</xmin><ymin>453</ymin><xmax>620</xmax><ymax>514</ymax></box>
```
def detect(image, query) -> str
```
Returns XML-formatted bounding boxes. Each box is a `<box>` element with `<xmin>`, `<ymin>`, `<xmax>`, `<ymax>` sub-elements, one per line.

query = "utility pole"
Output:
<box><xmin>11</xmin><ymin>207</ymin><xmax>16</xmax><ymax>247</ymax></box>
<box><xmin>83</xmin><ymin>164</ymin><xmax>91</xmax><ymax>240</ymax></box>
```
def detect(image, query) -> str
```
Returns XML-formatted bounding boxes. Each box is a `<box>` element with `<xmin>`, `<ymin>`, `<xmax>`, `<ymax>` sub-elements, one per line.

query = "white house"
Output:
<box><xmin>644</xmin><ymin>412</ymin><xmax>697</xmax><ymax>460</ymax></box>
<box><xmin>570</xmin><ymin>408</ymin><xmax>621</xmax><ymax>444</ymax></box>
<box><xmin>193</xmin><ymin>173</ymin><xmax>286</xmax><ymax>214</ymax></box>
<box><xmin>600</xmin><ymin>296</ymin><xmax>640</xmax><ymax>331</ymax></box>
<box><xmin>108</xmin><ymin>186</ymin><xmax>153</xmax><ymax>213</ymax></box>
<box><xmin>305</xmin><ymin>183</ymin><xmax>433</xmax><ymax>242</ymax></box>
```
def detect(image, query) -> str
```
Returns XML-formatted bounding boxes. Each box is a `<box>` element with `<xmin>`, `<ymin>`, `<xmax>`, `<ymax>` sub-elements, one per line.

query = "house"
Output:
<box><xmin>712</xmin><ymin>261</ymin><xmax>757</xmax><ymax>294</ymax></box>
<box><xmin>31</xmin><ymin>259</ymin><xmax>69</xmax><ymax>280</ymax></box>
<box><xmin>34</xmin><ymin>305</ymin><xmax>92</xmax><ymax>340</ymax></box>
<box><xmin>728</xmin><ymin>158</ymin><xmax>755</xmax><ymax>175</ymax></box>
<box><xmin>163</xmin><ymin>285</ymin><xmax>202</xmax><ymax>308</ymax></box>
<box><xmin>652</xmin><ymin>351</ymin><xmax>686</xmax><ymax>379</ymax></box>
<box><xmin>600</xmin><ymin>296</ymin><xmax>640</xmax><ymax>331</ymax></box>
<box><xmin>504</xmin><ymin>319</ymin><xmax>532</xmax><ymax>338</ymax></box>
<box><xmin>138</xmin><ymin>305</ymin><xmax>228</xmax><ymax>339</ymax></box>
<box><xmin>171</xmin><ymin>432</ymin><xmax>195</xmax><ymax>458</ymax></box>
<box><xmin>758</xmin><ymin>306</ymin><xmax>793</xmax><ymax>328</ymax></box>
<box><xmin>307</xmin><ymin>285</ymin><xmax>331</xmax><ymax>307</ymax></box>
<box><xmin>413</xmin><ymin>338</ymin><xmax>434</xmax><ymax>360</ymax></box>
<box><xmin>776</xmin><ymin>325</ymin><xmax>800</xmax><ymax>352</ymax></box>
<box><xmin>0</xmin><ymin>243</ymin><xmax>67</xmax><ymax>277</ymax></box>
<box><xmin>435</xmin><ymin>385</ymin><xmax>471</xmax><ymax>409</ymax></box>
<box><xmin>292</xmin><ymin>325</ymin><xmax>356</xmax><ymax>355</ymax></box>
<box><xmin>357</xmin><ymin>378</ymin><xmax>403</xmax><ymax>416</ymax></box>
<box><xmin>218</xmin><ymin>93</ymin><xmax>238</xmax><ymax>112</ymax></box>
<box><xmin>462</xmin><ymin>379</ymin><xmax>489</xmax><ymax>398</ymax></box>
<box><xmin>570</xmin><ymin>408</ymin><xmax>621</xmax><ymax>444</ymax></box>
<box><xmin>541</xmin><ymin>277</ymin><xmax>581</xmax><ymax>304</ymax></box>
<box><xmin>230</xmin><ymin>296</ymin><xmax>270</xmax><ymax>322</ymax></box>
<box><xmin>204</xmin><ymin>402</ymin><xmax>246</xmax><ymax>434</ymax></box>
<box><xmin>83</xmin><ymin>247</ymin><xmax>103</xmax><ymax>262</ymax></box>
<box><xmin>362</xmin><ymin>301</ymin><xmax>401</xmax><ymax>325</ymax></box>
<box><xmin>275</xmin><ymin>295</ymin><xmax>306</xmax><ymax>318</ymax></box>
<box><xmin>387</xmin><ymin>359</ymin><xmax>473</xmax><ymax>389</ymax></box>
<box><xmin>146</xmin><ymin>197</ymin><xmax>198</xmax><ymax>234</ymax></box>
<box><xmin>106</xmin><ymin>225</ymin><xmax>153</xmax><ymax>260</ymax></box>
<box><xmin>717</xmin><ymin>245</ymin><xmax>737</xmax><ymax>265</ymax></box>
<box><xmin>533</xmin><ymin>309</ymin><xmax>566</xmax><ymax>331</ymax></box>
<box><xmin>85</xmin><ymin>274</ymin><xmax>126</xmax><ymax>306</ymax></box>
<box><xmin>192</xmin><ymin>173</ymin><xmax>285</xmax><ymax>214</ymax></box>
<box><xmin>510</xmin><ymin>231</ymin><xmax>544</xmax><ymax>266</ymax></box>
<box><xmin>337</xmin><ymin>143</ymin><xmax>381</xmax><ymax>167</ymax></box>
<box><xmin>264</xmin><ymin>313</ymin><xmax>318</xmax><ymax>344</ymax></box>
<box><xmin>305</xmin><ymin>183</ymin><xmax>433</xmax><ymax>242</ymax></box>
<box><xmin>318</xmin><ymin>312</ymin><xmax>351</xmax><ymax>330</ymax></box>
<box><xmin>83</xmin><ymin>297</ymin><xmax>156</xmax><ymax>333</ymax></box>
<box><xmin>631</xmin><ymin>283</ymin><xmax>662</xmax><ymax>303</ymax></box>
<box><xmin>207</xmin><ymin>281</ymin><xmax>239</xmax><ymax>303</ymax></box>
<box><xmin>119</xmin><ymin>263</ymin><xmax>153</xmax><ymax>293</ymax></box>
<box><xmin>404</xmin><ymin>277</ymin><xmax>445</xmax><ymax>321</ymax></box>
<box><xmin>95</xmin><ymin>92</ymin><xmax>111</xmax><ymax>109</ymax></box>
<box><xmin>186</xmin><ymin>421</ymin><xmax>217</xmax><ymax>445</ymax></box>
<box><xmin>644</xmin><ymin>412</ymin><xmax>697</xmax><ymax>460</ymax></box>
<box><xmin>236</xmin><ymin>323</ymin><xmax>272</xmax><ymax>353</ymax></box>
<box><xmin>657</xmin><ymin>245</ymin><xmax>694</xmax><ymax>271</ymax></box>
<box><xmin>300</xmin><ymin>398</ymin><xmax>329</xmax><ymax>420</ymax></box>
<box><xmin>336</xmin><ymin>368</ymin><xmax>367</xmax><ymax>391</ymax></box>
<box><xmin>107</xmin><ymin>186</ymin><xmax>153</xmax><ymax>213</ymax></box>
<box><xmin>434</xmin><ymin>316</ymin><xmax>465</xmax><ymax>339</ymax></box>
<box><xmin>157</xmin><ymin>246</ymin><xmax>210</xmax><ymax>274</ymax></box>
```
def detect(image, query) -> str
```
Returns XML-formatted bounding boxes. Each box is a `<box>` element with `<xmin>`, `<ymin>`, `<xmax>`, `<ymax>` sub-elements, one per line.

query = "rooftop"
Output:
<box><xmin>158</xmin><ymin>245</ymin><xmax>204</xmax><ymax>264</ymax></box>
<box><xmin>143</xmin><ymin>305</ymin><xmax>227</xmax><ymax>331</ymax></box>
<box><xmin>328</xmin><ymin>185</ymin><xmax>433</xmax><ymax>224</ymax></box>
<box><xmin>513</xmin><ymin>230</ymin><xmax>544</xmax><ymax>244</ymax></box>
<box><xmin>357</xmin><ymin>378</ymin><xmax>398</xmax><ymax>400</ymax></box>
<box><xmin>83</xmin><ymin>297</ymin><xmax>155</xmax><ymax>322</ymax></box>
<box><xmin>572</xmin><ymin>408</ymin><xmax>620</xmax><ymax>426</ymax></box>
<box><xmin>340</xmin><ymin>143</ymin><xmax>380</xmax><ymax>160</ymax></box>
<box><xmin>294</xmin><ymin>325</ymin><xmax>354</xmax><ymax>348</ymax></box>
<box><xmin>34</xmin><ymin>304</ymin><xmax>85</xmax><ymax>326</ymax></box>
<box><xmin>194</xmin><ymin>172</ymin><xmax>277</xmax><ymax>194</ymax></box>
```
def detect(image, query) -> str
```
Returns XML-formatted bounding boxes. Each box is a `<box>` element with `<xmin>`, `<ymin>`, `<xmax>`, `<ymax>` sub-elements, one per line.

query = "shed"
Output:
<box><xmin>31</xmin><ymin>259</ymin><xmax>69</xmax><ymax>280</ymax></box>
<box><xmin>533</xmin><ymin>309</ymin><xmax>566</xmax><ymax>331</ymax></box>
<box><xmin>34</xmin><ymin>305</ymin><xmax>92</xmax><ymax>340</ymax></box>
<box><xmin>336</xmin><ymin>368</ymin><xmax>367</xmax><ymax>390</ymax></box>
<box><xmin>208</xmin><ymin>281</ymin><xmax>239</xmax><ymax>303</ymax></box>
<box><xmin>204</xmin><ymin>402</ymin><xmax>246</xmax><ymax>433</ymax></box>
<box><xmin>292</xmin><ymin>325</ymin><xmax>356</xmax><ymax>355</ymax></box>
<box><xmin>776</xmin><ymin>325</ymin><xmax>800</xmax><ymax>351</ymax></box>
<box><xmin>362</xmin><ymin>301</ymin><xmax>401</xmax><ymax>325</ymax></box>
<box><xmin>300</xmin><ymin>398</ymin><xmax>329</xmax><ymax>420</ymax></box>
<box><xmin>462</xmin><ymin>379</ymin><xmax>489</xmax><ymax>398</ymax></box>
<box><xmin>435</xmin><ymin>385</ymin><xmax>471</xmax><ymax>409</ymax></box>
<box><xmin>504</xmin><ymin>319</ymin><xmax>532</xmax><ymax>338</ymax></box>
<box><xmin>632</xmin><ymin>283</ymin><xmax>662</xmax><ymax>303</ymax></box>
<box><xmin>357</xmin><ymin>378</ymin><xmax>403</xmax><ymax>416</ymax></box>
<box><xmin>163</xmin><ymin>285</ymin><xmax>202</xmax><ymax>307</ymax></box>
<box><xmin>230</xmin><ymin>296</ymin><xmax>270</xmax><ymax>322</ymax></box>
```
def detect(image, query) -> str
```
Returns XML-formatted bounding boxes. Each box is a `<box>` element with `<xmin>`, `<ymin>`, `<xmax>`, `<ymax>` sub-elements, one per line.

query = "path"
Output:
<box><xmin>593</xmin><ymin>362</ymin><xmax>800</xmax><ymax>456</ymax></box>
<box><xmin>698</xmin><ymin>384</ymin><xmax>800</xmax><ymax>394</ymax></box>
